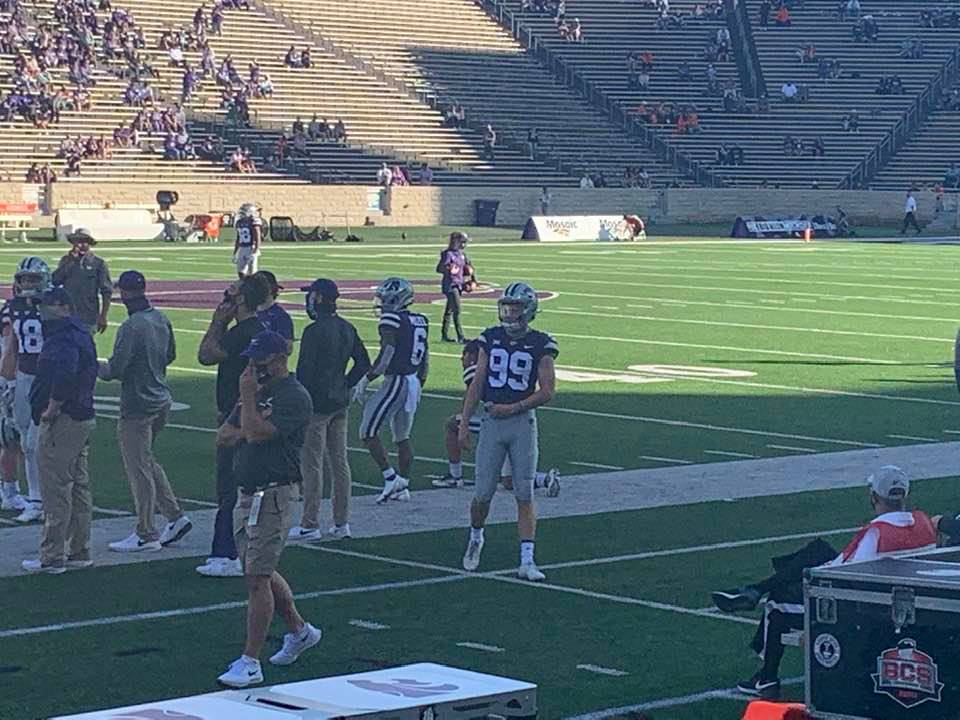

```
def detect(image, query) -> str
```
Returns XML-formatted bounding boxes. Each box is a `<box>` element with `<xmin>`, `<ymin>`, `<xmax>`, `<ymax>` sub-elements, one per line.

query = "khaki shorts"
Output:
<box><xmin>233</xmin><ymin>484</ymin><xmax>296</xmax><ymax>576</ymax></box>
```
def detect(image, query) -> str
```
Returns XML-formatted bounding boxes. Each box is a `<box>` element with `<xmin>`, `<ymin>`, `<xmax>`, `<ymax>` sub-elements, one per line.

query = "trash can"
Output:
<box><xmin>474</xmin><ymin>199</ymin><xmax>500</xmax><ymax>227</ymax></box>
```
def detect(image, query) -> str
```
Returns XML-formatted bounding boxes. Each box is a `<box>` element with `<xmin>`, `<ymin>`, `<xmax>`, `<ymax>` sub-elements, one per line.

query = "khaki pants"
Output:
<box><xmin>118</xmin><ymin>405</ymin><xmax>182</xmax><ymax>542</ymax></box>
<box><xmin>299</xmin><ymin>409</ymin><xmax>351</xmax><ymax>529</ymax></box>
<box><xmin>234</xmin><ymin>484</ymin><xmax>296</xmax><ymax>576</ymax></box>
<box><xmin>38</xmin><ymin>415</ymin><xmax>95</xmax><ymax>566</ymax></box>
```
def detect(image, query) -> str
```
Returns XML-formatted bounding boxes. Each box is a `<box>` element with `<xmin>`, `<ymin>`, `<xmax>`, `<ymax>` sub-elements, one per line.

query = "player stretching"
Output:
<box><xmin>233</xmin><ymin>203</ymin><xmax>261</xmax><ymax>278</ymax></box>
<box><xmin>459</xmin><ymin>282</ymin><xmax>557</xmax><ymax>581</ymax></box>
<box><xmin>354</xmin><ymin>278</ymin><xmax>429</xmax><ymax>504</ymax></box>
<box><xmin>0</xmin><ymin>257</ymin><xmax>52</xmax><ymax>521</ymax></box>
<box><xmin>435</xmin><ymin>339</ymin><xmax>560</xmax><ymax>497</ymax></box>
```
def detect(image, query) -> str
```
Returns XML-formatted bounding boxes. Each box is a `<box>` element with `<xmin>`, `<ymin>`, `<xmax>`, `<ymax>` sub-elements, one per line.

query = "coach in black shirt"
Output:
<box><xmin>290</xmin><ymin>279</ymin><xmax>370</xmax><ymax>541</ymax></box>
<box><xmin>195</xmin><ymin>276</ymin><xmax>269</xmax><ymax>577</ymax></box>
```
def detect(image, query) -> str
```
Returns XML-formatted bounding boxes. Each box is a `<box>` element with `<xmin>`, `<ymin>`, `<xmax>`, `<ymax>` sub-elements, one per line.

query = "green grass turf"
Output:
<box><xmin>2</xmin><ymin>236</ymin><xmax>960</xmax><ymax>718</ymax></box>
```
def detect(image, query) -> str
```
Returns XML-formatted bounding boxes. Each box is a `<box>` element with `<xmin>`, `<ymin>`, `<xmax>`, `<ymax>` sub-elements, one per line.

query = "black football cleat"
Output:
<box><xmin>736</xmin><ymin>673</ymin><xmax>781</xmax><ymax>699</ymax></box>
<box><xmin>712</xmin><ymin>587</ymin><xmax>762</xmax><ymax>613</ymax></box>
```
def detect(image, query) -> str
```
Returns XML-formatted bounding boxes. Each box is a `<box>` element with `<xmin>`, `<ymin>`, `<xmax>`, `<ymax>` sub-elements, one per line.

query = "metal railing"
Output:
<box><xmin>477</xmin><ymin>0</ymin><xmax>718</xmax><ymax>186</ymax></box>
<box><xmin>840</xmin><ymin>46</ymin><xmax>960</xmax><ymax>189</ymax></box>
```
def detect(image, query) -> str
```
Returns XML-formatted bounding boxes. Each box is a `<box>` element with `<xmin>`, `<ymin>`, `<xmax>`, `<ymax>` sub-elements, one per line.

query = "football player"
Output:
<box><xmin>459</xmin><ymin>282</ymin><xmax>557</xmax><ymax>581</ymax></box>
<box><xmin>233</xmin><ymin>203</ymin><xmax>262</xmax><ymax>278</ymax></box>
<box><xmin>353</xmin><ymin>278</ymin><xmax>428</xmax><ymax>504</ymax></box>
<box><xmin>0</xmin><ymin>257</ymin><xmax>52</xmax><ymax>521</ymax></box>
<box><xmin>435</xmin><ymin>339</ymin><xmax>559</xmax><ymax>496</ymax></box>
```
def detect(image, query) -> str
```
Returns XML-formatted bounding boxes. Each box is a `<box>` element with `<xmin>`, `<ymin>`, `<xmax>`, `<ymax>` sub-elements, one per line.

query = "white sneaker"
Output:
<box><xmin>159</xmin><ymin>516</ymin><xmax>193</xmax><ymax>546</ymax></box>
<box><xmin>269</xmin><ymin>623</ymin><xmax>322</xmax><ymax>666</ymax></box>
<box><xmin>287</xmin><ymin>526</ymin><xmax>323</xmax><ymax>542</ymax></box>
<box><xmin>376</xmin><ymin>475</ymin><xmax>409</xmax><ymax>504</ymax></box>
<box><xmin>1</xmin><ymin>493</ymin><xmax>27</xmax><ymax>511</ymax></box>
<box><xmin>545</xmin><ymin>468</ymin><xmax>561</xmax><ymax>498</ymax></box>
<box><xmin>14</xmin><ymin>502</ymin><xmax>42</xmax><ymax>523</ymax></box>
<box><xmin>196</xmin><ymin>557</ymin><xmax>243</xmax><ymax>577</ymax></box>
<box><xmin>462</xmin><ymin>535</ymin><xmax>485</xmax><ymax>571</ymax></box>
<box><xmin>328</xmin><ymin>524</ymin><xmax>352</xmax><ymax>539</ymax></box>
<box><xmin>517</xmin><ymin>561</ymin><xmax>546</xmax><ymax>582</ymax></box>
<box><xmin>21</xmin><ymin>559</ymin><xmax>66</xmax><ymax>575</ymax></box>
<box><xmin>217</xmin><ymin>656</ymin><xmax>263</xmax><ymax>688</ymax></box>
<box><xmin>108</xmin><ymin>533</ymin><xmax>162</xmax><ymax>553</ymax></box>
<box><xmin>431</xmin><ymin>474</ymin><xmax>463</xmax><ymax>488</ymax></box>
<box><xmin>392</xmin><ymin>489</ymin><xmax>411</xmax><ymax>502</ymax></box>
<box><xmin>66</xmin><ymin>558</ymin><xmax>93</xmax><ymax>569</ymax></box>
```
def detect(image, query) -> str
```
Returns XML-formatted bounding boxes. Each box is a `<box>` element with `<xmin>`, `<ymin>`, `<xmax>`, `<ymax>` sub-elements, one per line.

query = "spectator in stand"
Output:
<box><xmin>844</xmin><ymin>0</ymin><xmax>860</xmax><ymax>20</ymax></box>
<box><xmin>259</xmin><ymin>73</ymin><xmax>274</xmax><ymax>97</ymax></box>
<box><xmin>640</xmin><ymin>50</ymin><xmax>654</xmax><ymax>72</ymax></box>
<box><xmin>420</xmin><ymin>165</ymin><xmax>433</xmax><ymax>185</ymax></box>
<box><xmin>377</xmin><ymin>162</ymin><xmax>392</xmax><ymax>187</ymax></box>
<box><xmin>945</xmin><ymin>163</ymin><xmax>960</xmax><ymax>190</ymax></box>
<box><xmin>526</xmin><ymin>128</ymin><xmax>540</xmax><ymax>159</ymax></box>
<box><xmin>211</xmin><ymin>3</ymin><xmax>224</xmax><ymax>35</ymax></box>
<box><xmin>775</xmin><ymin>4</ymin><xmax>791</xmax><ymax>26</ymax></box>
<box><xmin>638</xmin><ymin>166</ymin><xmax>651</xmax><ymax>187</ymax></box>
<box><xmin>307</xmin><ymin>114</ymin><xmax>322</xmax><ymax>140</ymax></box>
<box><xmin>677</xmin><ymin>61</ymin><xmax>691</xmax><ymax>83</ymax></box>
<box><xmin>759</xmin><ymin>0</ymin><xmax>771</xmax><ymax>27</ymax></box>
<box><xmin>780</xmin><ymin>81</ymin><xmax>798</xmax><ymax>102</ymax></box>
<box><xmin>333</xmin><ymin>118</ymin><xmax>346</xmax><ymax>143</ymax></box>
<box><xmin>579</xmin><ymin>173</ymin><xmax>594</xmax><ymax>189</ymax></box>
<box><xmin>568</xmin><ymin>17</ymin><xmax>582</xmax><ymax>42</ymax></box>
<box><xmin>284</xmin><ymin>45</ymin><xmax>298</xmax><ymax>68</ymax></box>
<box><xmin>811</xmin><ymin>136</ymin><xmax>825</xmax><ymax>157</ymax></box>
<box><xmin>482</xmin><ymin>124</ymin><xmax>496</xmax><ymax>160</ymax></box>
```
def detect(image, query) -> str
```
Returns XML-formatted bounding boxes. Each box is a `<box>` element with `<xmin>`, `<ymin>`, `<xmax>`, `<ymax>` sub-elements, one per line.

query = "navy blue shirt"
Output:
<box><xmin>477</xmin><ymin>325</ymin><xmax>558</xmax><ymax>405</ymax></box>
<box><xmin>258</xmin><ymin>303</ymin><xmax>294</xmax><ymax>342</ymax></box>
<box><xmin>30</xmin><ymin>316</ymin><xmax>97</xmax><ymax>424</ymax></box>
<box><xmin>378</xmin><ymin>310</ymin><xmax>428</xmax><ymax>376</ymax></box>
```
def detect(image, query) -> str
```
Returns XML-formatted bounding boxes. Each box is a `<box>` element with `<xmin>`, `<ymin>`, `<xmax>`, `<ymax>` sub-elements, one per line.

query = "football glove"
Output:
<box><xmin>351</xmin><ymin>376</ymin><xmax>370</xmax><ymax>405</ymax></box>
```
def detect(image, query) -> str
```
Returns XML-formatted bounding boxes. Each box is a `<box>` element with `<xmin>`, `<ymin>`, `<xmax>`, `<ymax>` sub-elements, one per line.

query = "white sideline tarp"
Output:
<box><xmin>56</xmin><ymin>208</ymin><xmax>164</xmax><ymax>242</ymax></box>
<box><xmin>522</xmin><ymin>214</ymin><xmax>632</xmax><ymax>242</ymax></box>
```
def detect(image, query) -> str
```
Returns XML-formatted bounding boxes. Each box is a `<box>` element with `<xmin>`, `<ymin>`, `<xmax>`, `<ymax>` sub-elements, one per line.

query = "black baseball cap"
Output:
<box><xmin>255</xmin><ymin>270</ymin><xmax>283</xmax><ymax>291</ymax></box>
<box><xmin>301</xmin><ymin>278</ymin><xmax>339</xmax><ymax>300</ymax></box>
<box><xmin>115</xmin><ymin>270</ymin><xmax>146</xmax><ymax>291</ymax></box>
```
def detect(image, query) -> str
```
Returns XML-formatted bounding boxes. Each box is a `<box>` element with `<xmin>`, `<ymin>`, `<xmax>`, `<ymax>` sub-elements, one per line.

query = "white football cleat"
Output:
<box><xmin>159</xmin><ymin>516</ymin><xmax>193</xmax><ymax>546</ymax></box>
<box><xmin>1</xmin><ymin>492</ymin><xmax>27</xmax><ymax>511</ymax></box>
<box><xmin>376</xmin><ymin>475</ymin><xmax>409</xmax><ymax>504</ymax></box>
<box><xmin>517</xmin><ymin>561</ymin><xmax>546</xmax><ymax>582</ymax></box>
<box><xmin>462</xmin><ymin>535</ymin><xmax>485</xmax><ymax>572</ymax></box>
<box><xmin>14</xmin><ymin>502</ymin><xmax>42</xmax><ymax>523</ymax></box>
<box><xmin>545</xmin><ymin>468</ymin><xmax>561</xmax><ymax>498</ymax></box>
<box><xmin>392</xmin><ymin>489</ymin><xmax>411</xmax><ymax>502</ymax></box>
<box><xmin>66</xmin><ymin>558</ymin><xmax>93</xmax><ymax>570</ymax></box>
<box><xmin>269</xmin><ymin>623</ymin><xmax>322</xmax><ymax>666</ymax></box>
<box><xmin>287</xmin><ymin>526</ymin><xmax>323</xmax><ymax>542</ymax></box>
<box><xmin>196</xmin><ymin>557</ymin><xmax>243</xmax><ymax>577</ymax></box>
<box><xmin>327</xmin><ymin>524</ymin><xmax>352</xmax><ymax>539</ymax></box>
<box><xmin>21</xmin><ymin>559</ymin><xmax>66</xmax><ymax>575</ymax></box>
<box><xmin>217</xmin><ymin>656</ymin><xmax>263</xmax><ymax>688</ymax></box>
<box><xmin>108</xmin><ymin>533</ymin><xmax>162</xmax><ymax>553</ymax></box>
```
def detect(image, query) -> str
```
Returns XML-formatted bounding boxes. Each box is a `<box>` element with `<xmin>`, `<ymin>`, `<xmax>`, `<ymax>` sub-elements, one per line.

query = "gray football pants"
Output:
<box><xmin>474</xmin><ymin>410</ymin><xmax>538</xmax><ymax>503</ymax></box>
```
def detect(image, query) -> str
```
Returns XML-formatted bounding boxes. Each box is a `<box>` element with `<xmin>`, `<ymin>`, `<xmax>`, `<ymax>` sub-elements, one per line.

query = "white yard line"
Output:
<box><xmin>0</xmin><ymin>575</ymin><xmax>466</xmax><ymax>639</ymax></box>
<box><xmin>349</xmin><ymin>619</ymin><xmax>390</xmax><ymax>630</ymax></box>
<box><xmin>565</xmin><ymin>677</ymin><xmax>804</xmax><ymax>719</ymax></box>
<box><xmin>705</xmin><ymin>450</ymin><xmax>757</xmax><ymax>459</ymax></box>
<box><xmin>0</xmin><ymin>517</ymin><xmax>16</xmax><ymax>526</ymax></box>
<box><xmin>888</xmin><ymin>434</ymin><xmax>938</xmax><ymax>443</ymax></box>
<box><xmin>569</xmin><ymin>461</ymin><xmax>625</xmax><ymax>471</ymax></box>
<box><xmin>576</xmin><ymin>664</ymin><xmax>629</xmax><ymax>677</ymax></box>
<box><xmin>640</xmin><ymin>455</ymin><xmax>693</xmax><ymax>465</ymax></box>
<box><xmin>92</xmin><ymin>506</ymin><xmax>133</xmax><ymax>517</ymax></box>
<box><xmin>179</xmin><ymin>497</ymin><xmax>218</xmax><ymax>508</ymax></box>
<box><xmin>767</xmin><ymin>444</ymin><xmax>819</xmax><ymax>454</ymax></box>
<box><xmin>456</xmin><ymin>641</ymin><xmax>505</xmax><ymax>653</ymax></box>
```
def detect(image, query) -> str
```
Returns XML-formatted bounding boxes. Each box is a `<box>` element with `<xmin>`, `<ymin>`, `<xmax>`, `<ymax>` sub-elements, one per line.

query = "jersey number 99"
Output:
<box><xmin>487</xmin><ymin>348</ymin><xmax>533</xmax><ymax>391</ymax></box>
<box><xmin>14</xmin><ymin>318</ymin><xmax>42</xmax><ymax>354</ymax></box>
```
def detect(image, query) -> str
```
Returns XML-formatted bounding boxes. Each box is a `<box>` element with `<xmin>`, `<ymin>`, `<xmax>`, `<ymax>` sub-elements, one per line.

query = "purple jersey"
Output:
<box><xmin>1</xmin><ymin>296</ymin><xmax>43</xmax><ymax>374</ymax></box>
<box><xmin>477</xmin><ymin>325</ymin><xmax>558</xmax><ymax>405</ymax></box>
<box><xmin>378</xmin><ymin>310</ymin><xmax>428</xmax><ymax>376</ymax></box>
<box><xmin>438</xmin><ymin>249</ymin><xmax>467</xmax><ymax>291</ymax></box>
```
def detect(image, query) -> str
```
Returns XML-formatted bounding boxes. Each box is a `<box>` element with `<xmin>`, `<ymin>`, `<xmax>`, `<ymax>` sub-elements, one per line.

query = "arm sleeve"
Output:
<box><xmin>378</xmin><ymin>312</ymin><xmax>401</xmax><ymax>332</ymax></box>
<box><xmin>101</xmin><ymin>323</ymin><xmax>134</xmax><ymax>380</ymax></box>
<box><xmin>543</xmin><ymin>333</ymin><xmax>560</xmax><ymax>359</ymax></box>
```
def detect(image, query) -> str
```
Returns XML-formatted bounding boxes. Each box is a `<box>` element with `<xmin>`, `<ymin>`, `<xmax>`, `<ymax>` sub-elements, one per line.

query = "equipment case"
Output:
<box><xmin>805</xmin><ymin>549</ymin><xmax>960</xmax><ymax>719</ymax></box>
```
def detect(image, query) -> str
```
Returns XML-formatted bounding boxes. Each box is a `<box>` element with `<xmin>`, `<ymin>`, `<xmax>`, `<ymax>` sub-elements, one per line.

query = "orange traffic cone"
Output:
<box><xmin>741</xmin><ymin>700</ymin><xmax>809</xmax><ymax>720</ymax></box>
<box><xmin>803</xmin><ymin>225</ymin><xmax>813</xmax><ymax>243</ymax></box>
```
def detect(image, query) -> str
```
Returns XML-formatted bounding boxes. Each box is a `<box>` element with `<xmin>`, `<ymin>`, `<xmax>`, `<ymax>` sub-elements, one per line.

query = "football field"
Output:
<box><xmin>2</xmin><ymin>233</ymin><xmax>960</xmax><ymax>719</ymax></box>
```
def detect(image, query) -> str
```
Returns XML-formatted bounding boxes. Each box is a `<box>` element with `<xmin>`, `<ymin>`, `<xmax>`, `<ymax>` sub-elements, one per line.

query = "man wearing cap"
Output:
<box><xmin>196</xmin><ymin>275</ymin><xmax>270</xmax><ymax>577</ymax></box>
<box><xmin>99</xmin><ymin>271</ymin><xmax>192</xmax><ymax>553</ymax></box>
<box><xmin>711</xmin><ymin>465</ymin><xmax>937</xmax><ymax>699</ymax></box>
<box><xmin>215</xmin><ymin>330</ymin><xmax>320</xmax><ymax>688</ymax></box>
<box><xmin>288</xmin><ymin>279</ymin><xmax>370</xmax><ymax>541</ymax></box>
<box><xmin>253</xmin><ymin>270</ymin><xmax>294</xmax><ymax>351</ymax></box>
<box><xmin>20</xmin><ymin>287</ymin><xmax>98</xmax><ymax>574</ymax></box>
<box><xmin>52</xmin><ymin>228</ymin><xmax>112</xmax><ymax>336</ymax></box>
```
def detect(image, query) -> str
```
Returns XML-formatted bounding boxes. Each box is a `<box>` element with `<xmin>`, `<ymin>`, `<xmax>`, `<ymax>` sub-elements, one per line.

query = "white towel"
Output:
<box><xmin>404</xmin><ymin>374</ymin><xmax>421</xmax><ymax>413</ymax></box>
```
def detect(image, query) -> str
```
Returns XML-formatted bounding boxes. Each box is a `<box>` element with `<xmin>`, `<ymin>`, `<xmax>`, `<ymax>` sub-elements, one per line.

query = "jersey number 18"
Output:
<box><xmin>487</xmin><ymin>348</ymin><xmax>533</xmax><ymax>391</ymax></box>
<box><xmin>14</xmin><ymin>318</ymin><xmax>42</xmax><ymax>353</ymax></box>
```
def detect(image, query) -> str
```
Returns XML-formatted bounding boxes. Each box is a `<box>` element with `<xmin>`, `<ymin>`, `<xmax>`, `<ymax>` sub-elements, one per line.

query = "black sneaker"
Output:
<box><xmin>712</xmin><ymin>587</ymin><xmax>762</xmax><ymax>613</ymax></box>
<box><xmin>431</xmin><ymin>474</ymin><xmax>463</xmax><ymax>488</ymax></box>
<box><xmin>736</xmin><ymin>673</ymin><xmax>780</xmax><ymax>698</ymax></box>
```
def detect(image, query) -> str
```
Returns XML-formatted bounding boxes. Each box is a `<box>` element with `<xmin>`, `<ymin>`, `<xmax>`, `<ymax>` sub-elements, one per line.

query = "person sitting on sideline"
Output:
<box><xmin>711</xmin><ymin>466</ymin><xmax>937</xmax><ymax>699</ymax></box>
<box><xmin>215</xmin><ymin>330</ymin><xmax>320</xmax><ymax>687</ymax></box>
<box><xmin>99</xmin><ymin>271</ymin><xmax>192</xmax><ymax>553</ymax></box>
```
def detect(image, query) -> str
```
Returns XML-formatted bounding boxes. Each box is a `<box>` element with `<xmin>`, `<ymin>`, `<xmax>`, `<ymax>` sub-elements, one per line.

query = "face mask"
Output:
<box><xmin>39</xmin><ymin>305</ymin><xmax>60</xmax><ymax>323</ymax></box>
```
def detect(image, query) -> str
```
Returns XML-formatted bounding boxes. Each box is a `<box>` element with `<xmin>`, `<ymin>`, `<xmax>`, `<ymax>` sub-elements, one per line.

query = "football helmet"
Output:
<box><xmin>13</xmin><ymin>256</ymin><xmax>51</xmax><ymax>298</ymax></box>
<box><xmin>0</xmin><ymin>414</ymin><xmax>19</xmax><ymax>450</ymax></box>
<box><xmin>238</xmin><ymin>202</ymin><xmax>258</xmax><ymax>219</ymax></box>
<box><xmin>374</xmin><ymin>277</ymin><xmax>414</xmax><ymax>314</ymax></box>
<box><xmin>498</xmin><ymin>282</ymin><xmax>538</xmax><ymax>336</ymax></box>
<box><xmin>449</xmin><ymin>231</ymin><xmax>468</xmax><ymax>250</ymax></box>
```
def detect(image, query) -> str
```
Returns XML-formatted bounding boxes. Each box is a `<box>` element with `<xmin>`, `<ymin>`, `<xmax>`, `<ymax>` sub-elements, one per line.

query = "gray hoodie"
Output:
<box><xmin>100</xmin><ymin>304</ymin><xmax>176</xmax><ymax>417</ymax></box>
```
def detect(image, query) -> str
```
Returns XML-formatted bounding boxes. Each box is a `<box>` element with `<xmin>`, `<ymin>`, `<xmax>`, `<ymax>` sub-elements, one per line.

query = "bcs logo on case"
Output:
<box><xmin>349</xmin><ymin>678</ymin><xmax>458</xmax><ymax>698</ymax></box>
<box><xmin>872</xmin><ymin>639</ymin><xmax>944</xmax><ymax>708</ymax></box>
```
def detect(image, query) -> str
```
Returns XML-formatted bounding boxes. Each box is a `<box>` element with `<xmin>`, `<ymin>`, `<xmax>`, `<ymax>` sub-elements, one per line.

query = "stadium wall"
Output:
<box><xmin>32</xmin><ymin>183</ymin><xmax>934</xmax><ymax>228</ymax></box>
